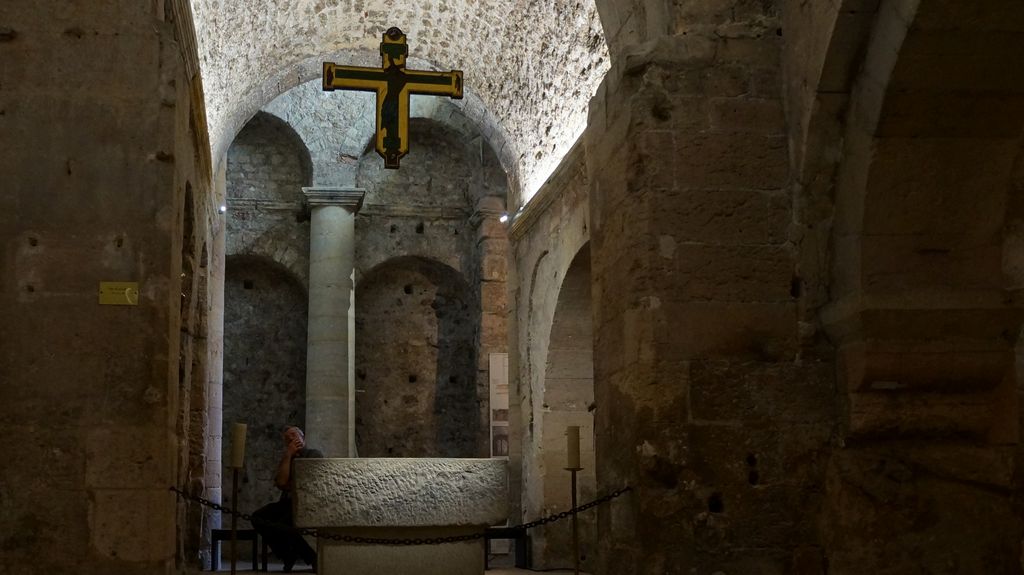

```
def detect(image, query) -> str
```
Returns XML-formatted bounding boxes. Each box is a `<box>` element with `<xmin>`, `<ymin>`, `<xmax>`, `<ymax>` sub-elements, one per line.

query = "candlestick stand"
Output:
<box><xmin>231</xmin><ymin>466</ymin><xmax>238</xmax><ymax>572</ymax></box>
<box><xmin>565</xmin><ymin>465</ymin><xmax>582</xmax><ymax>575</ymax></box>
<box><xmin>230</xmin><ymin>467</ymin><xmax>239</xmax><ymax>575</ymax></box>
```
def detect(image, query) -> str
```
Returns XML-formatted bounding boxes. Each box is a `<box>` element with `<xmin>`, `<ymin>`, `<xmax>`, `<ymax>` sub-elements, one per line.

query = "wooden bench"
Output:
<box><xmin>210</xmin><ymin>528</ymin><xmax>268</xmax><ymax>571</ymax></box>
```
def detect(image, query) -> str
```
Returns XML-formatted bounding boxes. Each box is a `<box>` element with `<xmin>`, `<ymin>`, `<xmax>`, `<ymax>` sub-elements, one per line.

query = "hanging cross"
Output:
<box><xmin>323</xmin><ymin>27</ymin><xmax>464</xmax><ymax>169</ymax></box>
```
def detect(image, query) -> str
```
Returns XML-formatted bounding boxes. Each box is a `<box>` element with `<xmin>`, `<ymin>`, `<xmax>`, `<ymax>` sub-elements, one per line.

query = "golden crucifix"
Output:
<box><xmin>322</xmin><ymin>27</ymin><xmax>464</xmax><ymax>169</ymax></box>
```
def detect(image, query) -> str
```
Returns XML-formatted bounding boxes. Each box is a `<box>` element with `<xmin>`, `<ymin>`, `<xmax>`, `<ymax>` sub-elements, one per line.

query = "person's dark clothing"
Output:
<box><xmin>251</xmin><ymin>447</ymin><xmax>322</xmax><ymax>571</ymax></box>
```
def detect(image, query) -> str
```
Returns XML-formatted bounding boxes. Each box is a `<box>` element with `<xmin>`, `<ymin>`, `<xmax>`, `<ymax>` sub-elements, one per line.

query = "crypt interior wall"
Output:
<box><xmin>355</xmin><ymin>257</ymin><xmax>478</xmax><ymax>457</ymax></box>
<box><xmin>353</xmin><ymin>117</ymin><xmax>510</xmax><ymax>458</ymax></box>
<box><xmin>217</xmin><ymin>107</ymin><xmax>510</xmax><ymax>464</ymax></box>
<box><xmin>222</xmin><ymin>255</ymin><xmax>309</xmax><ymax>516</ymax></box>
<box><xmin>225</xmin><ymin>112</ymin><xmax>312</xmax><ymax>286</ymax></box>
<box><xmin>537</xmin><ymin>243</ymin><xmax>597</xmax><ymax>570</ymax></box>
<box><xmin>508</xmin><ymin>143</ymin><xmax>593</xmax><ymax>568</ymax></box>
<box><xmin>220</xmin><ymin>109</ymin><xmax>313</xmax><ymax>516</ymax></box>
<box><xmin>0</xmin><ymin>2</ymin><xmax>218</xmax><ymax>572</ymax></box>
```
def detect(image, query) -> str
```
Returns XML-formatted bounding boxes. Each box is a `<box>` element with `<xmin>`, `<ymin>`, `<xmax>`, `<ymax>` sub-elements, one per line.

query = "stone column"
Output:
<box><xmin>303</xmin><ymin>187</ymin><xmax>365</xmax><ymax>457</ymax></box>
<box><xmin>471</xmin><ymin>196</ymin><xmax>510</xmax><ymax>457</ymax></box>
<box><xmin>584</xmin><ymin>26</ymin><xmax>832</xmax><ymax>574</ymax></box>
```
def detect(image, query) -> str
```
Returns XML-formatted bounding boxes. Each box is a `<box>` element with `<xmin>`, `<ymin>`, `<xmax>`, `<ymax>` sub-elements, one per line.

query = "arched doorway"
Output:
<box><xmin>536</xmin><ymin>243</ymin><xmax>596</xmax><ymax>569</ymax></box>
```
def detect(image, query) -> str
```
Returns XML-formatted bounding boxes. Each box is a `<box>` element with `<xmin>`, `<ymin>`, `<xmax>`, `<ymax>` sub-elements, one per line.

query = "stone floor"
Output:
<box><xmin>205</xmin><ymin>552</ymin><xmax>585</xmax><ymax>574</ymax></box>
<box><xmin>200</xmin><ymin>564</ymin><xmax>577</xmax><ymax>568</ymax></box>
<box><xmin>205</xmin><ymin>558</ymin><xmax>582</xmax><ymax>574</ymax></box>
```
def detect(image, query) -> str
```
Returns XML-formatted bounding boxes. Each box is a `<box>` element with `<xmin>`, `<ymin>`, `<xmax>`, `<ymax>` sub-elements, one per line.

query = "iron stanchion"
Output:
<box><xmin>229</xmin><ymin>423</ymin><xmax>247</xmax><ymax>575</ymax></box>
<box><xmin>565</xmin><ymin>425</ymin><xmax>582</xmax><ymax>575</ymax></box>
<box><xmin>567</xmin><ymin>467</ymin><xmax>581</xmax><ymax>575</ymax></box>
<box><xmin>230</xmin><ymin>467</ymin><xmax>239</xmax><ymax>575</ymax></box>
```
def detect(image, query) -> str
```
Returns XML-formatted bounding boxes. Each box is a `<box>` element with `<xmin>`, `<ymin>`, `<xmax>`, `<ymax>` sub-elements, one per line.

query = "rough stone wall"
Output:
<box><xmin>262</xmin><ymin>81</ymin><xmax>374</xmax><ymax>187</ymax></box>
<box><xmin>190</xmin><ymin>0</ymin><xmax>610</xmax><ymax>202</ymax></box>
<box><xmin>222</xmin><ymin>256</ymin><xmax>308</xmax><ymax>517</ymax></box>
<box><xmin>262</xmin><ymin>78</ymin><xmax>489</xmax><ymax>189</ymax></box>
<box><xmin>354</xmin><ymin>118</ymin><xmax>510</xmax><ymax>458</ymax></box>
<box><xmin>219</xmin><ymin>95</ymin><xmax>510</xmax><ymax>465</ymax></box>
<box><xmin>355</xmin><ymin>258</ymin><xmax>478</xmax><ymax>457</ymax></box>
<box><xmin>508</xmin><ymin>144</ymin><xmax>594</xmax><ymax>568</ymax></box>
<box><xmin>222</xmin><ymin>110</ymin><xmax>314</xmax><ymax>516</ymax></box>
<box><xmin>538</xmin><ymin>245</ymin><xmax>597</xmax><ymax>569</ymax></box>
<box><xmin>807</xmin><ymin>2</ymin><xmax>1024</xmax><ymax>572</ymax></box>
<box><xmin>358</xmin><ymin>119</ymin><xmax>478</xmax><ymax>212</ymax></box>
<box><xmin>227</xmin><ymin>113</ymin><xmax>311</xmax><ymax>202</ymax></box>
<box><xmin>0</xmin><ymin>1</ymin><xmax>215</xmax><ymax>572</ymax></box>
<box><xmin>226</xmin><ymin>112</ymin><xmax>311</xmax><ymax>286</ymax></box>
<box><xmin>585</xmin><ymin>1</ymin><xmax>837</xmax><ymax>572</ymax></box>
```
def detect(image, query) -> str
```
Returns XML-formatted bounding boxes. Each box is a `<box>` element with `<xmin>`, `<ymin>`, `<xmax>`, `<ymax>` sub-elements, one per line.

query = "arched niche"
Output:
<box><xmin>535</xmin><ymin>243</ymin><xmax>596</xmax><ymax>569</ymax></box>
<box><xmin>227</xmin><ymin>111</ymin><xmax>313</xmax><ymax>202</ymax></box>
<box><xmin>355</xmin><ymin>256</ymin><xmax>480</xmax><ymax>458</ymax></box>
<box><xmin>222</xmin><ymin>254</ymin><xmax>309</xmax><ymax>516</ymax></box>
<box><xmin>225</xmin><ymin>111</ymin><xmax>313</xmax><ymax>287</ymax></box>
<box><xmin>357</xmin><ymin>117</ymin><xmax>477</xmax><ymax>207</ymax></box>
<box><xmin>819</xmin><ymin>3</ymin><xmax>1024</xmax><ymax>571</ymax></box>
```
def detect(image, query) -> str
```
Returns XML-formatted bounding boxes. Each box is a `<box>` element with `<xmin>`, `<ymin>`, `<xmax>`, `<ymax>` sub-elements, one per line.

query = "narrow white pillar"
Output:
<box><xmin>303</xmin><ymin>187</ymin><xmax>365</xmax><ymax>457</ymax></box>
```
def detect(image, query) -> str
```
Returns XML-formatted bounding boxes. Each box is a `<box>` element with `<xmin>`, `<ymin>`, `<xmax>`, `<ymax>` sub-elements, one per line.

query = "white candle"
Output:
<box><xmin>566</xmin><ymin>426</ymin><xmax>581</xmax><ymax>470</ymax></box>
<box><xmin>230</xmin><ymin>422</ymin><xmax>247</xmax><ymax>469</ymax></box>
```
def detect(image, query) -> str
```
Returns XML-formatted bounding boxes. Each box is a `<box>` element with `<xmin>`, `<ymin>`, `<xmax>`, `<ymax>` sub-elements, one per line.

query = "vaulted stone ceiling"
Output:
<box><xmin>190</xmin><ymin>0</ymin><xmax>609</xmax><ymax>205</ymax></box>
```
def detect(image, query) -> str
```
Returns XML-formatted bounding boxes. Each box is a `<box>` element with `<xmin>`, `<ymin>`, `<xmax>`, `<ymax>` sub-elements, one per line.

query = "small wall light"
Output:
<box><xmin>219</xmin><ymin>205</ymin><xmax>227</xmax><ymax>214</ymax></box>
<box><xmin>499</xmin><ymin>213</ymin><xmax>509</xmax><ymax>224</ymax></box>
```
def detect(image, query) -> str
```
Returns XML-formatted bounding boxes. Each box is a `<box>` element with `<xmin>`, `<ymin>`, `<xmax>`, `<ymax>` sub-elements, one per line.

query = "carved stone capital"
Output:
<box><xmin>302</xmin><ymin>187</ymin><xmax>366</xmax><ymax>212</ymax></box>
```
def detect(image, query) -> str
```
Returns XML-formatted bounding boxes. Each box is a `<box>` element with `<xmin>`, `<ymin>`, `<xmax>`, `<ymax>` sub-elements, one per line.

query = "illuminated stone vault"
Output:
<box><xmin>190</xmin><ymin>0</ymin><xmax>610</xmax><ymax>205</ymax></box>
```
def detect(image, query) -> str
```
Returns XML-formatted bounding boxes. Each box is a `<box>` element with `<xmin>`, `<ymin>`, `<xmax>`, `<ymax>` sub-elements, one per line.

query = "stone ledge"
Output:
<box><xmin>294</xmin><ymin>458</ymin><xmax>508</xmax><ymax>528</ymax></box>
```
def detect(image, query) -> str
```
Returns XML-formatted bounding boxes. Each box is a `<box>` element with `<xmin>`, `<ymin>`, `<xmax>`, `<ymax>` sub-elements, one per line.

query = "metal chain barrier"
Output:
<box><xmin>170</xmin><ymin>485</ymin><xmax>631</xmax><ymax>546</ymax></box>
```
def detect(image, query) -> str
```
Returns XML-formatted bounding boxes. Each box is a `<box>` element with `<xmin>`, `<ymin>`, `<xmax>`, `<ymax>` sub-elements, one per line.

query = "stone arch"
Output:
<box><xmin>212</xmin><ymin>49</ymin><xmax>517</xmax><ymax>191</ymax></box>
<box><xmin>227</xmin><ymin>111</ymin><xmax>313</xmax><ymax>202</ymax></box>
<box><xmin>354</xmin><ymin>255</ymin><xmax>480</xmax><ymax>458</ymax></box>
<box><xmin>175</xmin><ymin>181</ymin><xmax>201</xmax><ymax>564</ymax></box>
<box><xmin>229</xmin><ymin>243</ymin><xmax>309</xmax><ymax>293</ymax></box>
<box><xmin>183</xmin><ymin>239</ymin><xmax>212</xmax><ymax>565</ymax></box>
<box><xmin>824</xmin><ymin>0</ymin><xmax>1024</xmax><ymax>440</ymax></box>
<box><xmin>221</xmin><ymin>254</ymin><xmax>309</xmax><ymax>516</ymax></box>
<box><xmin>535</xmin><ymin>242</ymin><xmax>596</xmax><ymax>569</ymax></box>
<box><xmin>261</xmin><ymin>73</ymin><xmax>513</xmax><ymax>190</ymax></box>
<box><xmin>225</xmin><ymin>111</ymin><xmax>313</xmax><ymax>288</ymax></box>
<box><xmin>356</xmin><ymin>117</ymin><xmax>478</xmax><ymax>207</ymax></box>
<box><xmin>819</xmin><ymin>3</ymin><xmax>1024</xmax><ymax>572</ymax></box>
<box><xmin>191</xmin><ymin>1</ymin><xmax>611</xmax><ymax>202</ymax></box>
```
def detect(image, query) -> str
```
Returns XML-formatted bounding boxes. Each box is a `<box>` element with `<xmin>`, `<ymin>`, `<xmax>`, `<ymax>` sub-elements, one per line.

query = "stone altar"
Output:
<box><xmin>294</xmin><ymin>458</ymin><xmax>508</xmax><ymax>575</ymax></box>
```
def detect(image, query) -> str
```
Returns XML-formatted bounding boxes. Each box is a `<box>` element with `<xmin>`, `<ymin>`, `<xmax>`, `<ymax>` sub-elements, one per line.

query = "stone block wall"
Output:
<box><xmin>222</xmin><ymin>256</ymin><xmax>309</xmax><ymax>516</ymax></box>
<box><xmin>227</xmin><ymin>113</ymin><xmax>311</xmax><ymax>202</ymax></box>
<box><xmin>223</xmin><ymin>109</ymin><xmax>313</xmax><ymax>517</ymax></box>
<box><xmin>808</xmin><ymin>1</ymin><xmax>1024</xmax><ymax>571</ymax></box>
<box><xmin>355</xmin><ymin>259</ymin><xmax>478</xmax><ymax>457</ymax></box>
<box><xmin>220</xmin><ymin>100</ymin><xmax>511</xmax><ymax>469</ymax></box>
<box><xmin>226</xmin><ymin>112</ymin><xmax>312</xmax><ymax>285</ymax></box>
<box><xmin>353</xmin><ymin>118</ymin><xmax>510</xmax><ymax>459</ymax></box>
<box><xmin>0</xmin><ymin>1</ymin><xmax>216</xmax><ymax>572</ymax></box>
<box><xmin>584</xmin><ymin>1</ymin><xmax>837</xmax><ymax>572</ymax></box>
<box><xmin>509</xmin><ymin>144</ymin><xmax>597</xmax><ymax>569</ymax></box>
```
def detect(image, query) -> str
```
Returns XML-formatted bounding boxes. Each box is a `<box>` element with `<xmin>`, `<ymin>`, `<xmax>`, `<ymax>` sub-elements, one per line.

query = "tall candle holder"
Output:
<box><xmin>565</xmin><ymin>426</ymin><xmax>582</xmax><ymax>575</ymax></box>
<box><xmin>229</xmin><ymin>423</ymin><xmax>247</xmax><ymax>575</ymax></box>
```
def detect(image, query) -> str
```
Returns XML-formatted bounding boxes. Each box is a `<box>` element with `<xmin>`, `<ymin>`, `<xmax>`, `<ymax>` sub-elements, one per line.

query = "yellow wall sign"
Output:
<box><xmin>99</xmin><ymin>282</ymin><xmax>140</xmax><ymax>306</ymax></box>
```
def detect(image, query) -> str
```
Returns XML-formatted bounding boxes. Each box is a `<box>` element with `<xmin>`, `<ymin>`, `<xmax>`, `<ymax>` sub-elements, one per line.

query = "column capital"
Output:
<box><xmin>303</xmin><ymin>187</ymin><xmax>366</xmax><ymax>212</ymax></box>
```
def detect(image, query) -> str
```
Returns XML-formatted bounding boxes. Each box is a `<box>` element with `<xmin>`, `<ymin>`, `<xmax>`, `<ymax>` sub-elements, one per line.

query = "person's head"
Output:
<box><xmin>283</xmin><ymin>426</ymin><xmax>305</xmax><ymax>447</ymax></box>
